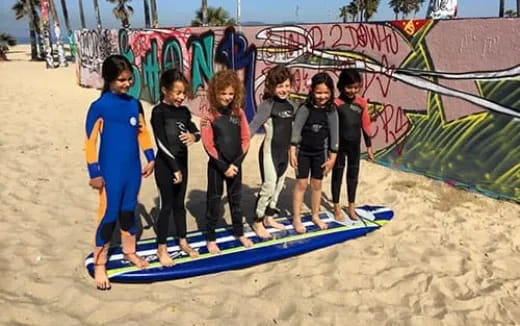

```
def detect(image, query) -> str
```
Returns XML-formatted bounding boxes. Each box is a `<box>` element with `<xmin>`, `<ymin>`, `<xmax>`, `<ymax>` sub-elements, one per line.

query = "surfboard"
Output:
<box><xmin>84</xmin><ymin>205</ymin><xmax>393</xmax><ymax>283</ymax></box>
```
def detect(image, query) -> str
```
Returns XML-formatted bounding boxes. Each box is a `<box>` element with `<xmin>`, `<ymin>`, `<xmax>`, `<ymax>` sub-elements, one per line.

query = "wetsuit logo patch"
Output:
<box><xmin>129</xmin><ymin>116</ymin><xmax>137</xmax><ymax>126</ymax></box>
<box><xmin>278</xmin><ymin>110</ymin><xmax>293</xmax><ymax>118</ymax></box>
<box><xmin>311</xmin><ymin>124</ymin><xmax>323</xmax><ymax>133</ymax></box>
<box><xmin>229</xmin><ymin>116</ymin><xmax>240</xmax><ymax>125</ymax></box>
<box><xmin>349</xmin><ymin>104</ymin><xmax>362</xmax><ymax>114</ymax></box>
<box><xmin>176</xmin><ymin>122</ymin><xmax>187</xmax><ymax>133</ymax></box>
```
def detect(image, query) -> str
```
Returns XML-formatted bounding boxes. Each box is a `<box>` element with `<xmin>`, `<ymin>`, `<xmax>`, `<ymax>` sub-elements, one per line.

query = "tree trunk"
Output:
<box><xmin>151</xmin><ymin>0</ymin><xmax>158</xmax><ymax>28</ymax></box>
<box><xmin>93</xmin><ymin>0</ymin><xmax>102</xmax><ymax>29</ymax></box>
<box><xmin>78</xmin><ymin>0</ymin><xmax>86</xmax><ymax>28</ymax></box>
<box><xmin>27</xmin><ymin>0</ymin><xmax>39</xmax><ymax>60</ymax></box>
<box><xmin>202</xmin><ymin>0</ymin><xmax>208</xmax><ymax>26</ymax></box>
<box><xmin>499</xmin><ymin>0</ymin><xmax>505</xmax><ymax>17</ymax></box>
<box><xmin>48</xmin><ymin>0</ymin><xmax>67</xmax><ymax>66</ymax></box>
<box><xmin>143</xmin><ymin>0</ymin><xmax>151</xmax><ymax>28</ymax></box>
<box><xmin>517</xmin><ymin>0</ymin><xmax>520</xmax><ymax>17</ymax></box>
<box><xmin>59</xmin><ymin>0</ymin><xmax>72</xmax><ymax>34</ymax></box>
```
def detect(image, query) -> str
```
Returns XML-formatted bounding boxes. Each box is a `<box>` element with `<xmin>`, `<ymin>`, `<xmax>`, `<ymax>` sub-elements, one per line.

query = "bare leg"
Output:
<box><xmin>347</xmin><ymin>202</ymin><xmax>360</xmax><ymax>220</ymax></box>
<box><xmin>93</xmin><ymin>244</ymin><xmax>111</xmax><ymax>290</ymax></box>
<box><xmin>121</xmin><ymin>232</ymin><xmax>149</xmax><ymax>269</ymax></box>
<box><xmin>207</xmin><ymin>241</ymin><xmax>221</xmax><ymax>254</ymax></box>
<box><xmin>310</xmin><ymin>178</ymin><xmax>327</xmax><ymax>230</ymax></box>
<box><xmin>179</xmin><ymin>238</ymin><xmax>199</xmax><ymax>258</ymax></box>
<box><xmin>333</xmin><ymin>203</ymin><xmax>345</xmax><ymax>222</ymax></box>
<box><xmin>292</xmin><ymin>179</ymin><xmax>308</xmax><ymax>233</ymax></box>
<box><xmin>253</xmin><ymin>220</ymin><xmax>272</xmax><ymax>239</ymax></box>
<box><xmin>157</xmin><ymin>244</ymin><xmax>175</xmax><ymax>267</ymax></box>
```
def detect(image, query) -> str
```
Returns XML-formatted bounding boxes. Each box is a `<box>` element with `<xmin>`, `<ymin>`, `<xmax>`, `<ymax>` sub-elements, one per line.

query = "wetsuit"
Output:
<box><xmin>201</xmin><ymin>107</ymin><xmax>250</xmax><ymax>241</ymax></box>
<box><xmin>85</xmin><ymin>92</ymin><xmax>155</xmax><ymax>249</ymax></box>
<box><xmin>291</xmin><ymin>103</ymin><xmax>339</xmax><ymax>180</ymax></box>
<box><xmin>331</xmin><ymin>95</ymin><xmax>372</xmax><ymax>204</ymax></box>
<box><xmin>150</xmin><ymin>102</ymin><xmax>200</xmax><ymax>244</ymax></box>
<box><xmin>249</xmin><ymin>97</ymin><xmax>296</xmax><ymax>219</ymax></box>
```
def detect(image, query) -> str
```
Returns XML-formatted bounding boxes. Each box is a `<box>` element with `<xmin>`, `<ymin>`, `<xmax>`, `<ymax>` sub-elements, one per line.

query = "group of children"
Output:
<box><xmin>85</xmin><ymin>55</ymin><xmax>373</xmax><ymax>290</ymax></box>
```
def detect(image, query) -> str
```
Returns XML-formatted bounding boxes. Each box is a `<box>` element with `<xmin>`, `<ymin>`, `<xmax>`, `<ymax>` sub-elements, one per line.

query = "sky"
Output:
<box><xmin>1</xmin><ymin>0</ymin><xmax>519</xmax><ymax>40</ymax></box>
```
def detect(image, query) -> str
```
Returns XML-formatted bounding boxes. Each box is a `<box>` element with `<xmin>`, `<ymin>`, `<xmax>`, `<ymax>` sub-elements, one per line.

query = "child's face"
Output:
<box><xmin>343</xmin><ymin>82</ymin><xmax>361</xmax><ymax>99</ymax></box>
<box><xmin>217</xmin><ymin>86</ymin><xmax>235</xmax><ymax>107</ymax></box>
<box><xmin>313</xmin><ymin>83</ymin><xmax>331</xmax><ymax>108</ymax></box>
<box><xmin>109</xmin><ymin>70</ymin><xmax>133</xmax><ymax>94</ymax></box>
<box><xmin>162</xmin><ymin>81</ymin><xmax>186</xmax><ymax>107</ymax></box>
<box><xmin>274</xmin><ymin>78</ymin><xmax>291</xmax><ymax>100</ymax></box>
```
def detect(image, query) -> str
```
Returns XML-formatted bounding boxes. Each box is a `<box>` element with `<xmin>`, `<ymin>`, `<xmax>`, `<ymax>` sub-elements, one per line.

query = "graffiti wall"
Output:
<box><xmin>74</xmin><ymin>18</ymin><xmax>520</xmax><ymax>202</ymax></box>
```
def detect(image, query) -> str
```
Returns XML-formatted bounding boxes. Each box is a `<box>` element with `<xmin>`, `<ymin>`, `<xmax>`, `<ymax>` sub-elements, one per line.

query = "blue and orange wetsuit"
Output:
<box><xmin>85</xmin><ymin>91</ymin><xmax>155</xmax><ymax>257</ymax></box>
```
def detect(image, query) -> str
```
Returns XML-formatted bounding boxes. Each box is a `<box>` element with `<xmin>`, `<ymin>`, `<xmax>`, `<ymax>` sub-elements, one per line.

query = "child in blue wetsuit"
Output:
<box><xmin>85</xmin><ymin>55</ymin><xmax>155</xmax><ymax>290</ymax></box>
<box><xmin>151</xmin><ymin>69</ymin><xmax>200</xmax><ymax>266</ymax></box>
<box><xmin>290</xmin><ymin>72</ymin><xmax>339</xmax><ymax>234</ymax></box>
<box><xmin>249</xmin><ymin>65</ymin><xmax>297</xmax><ymax>239</ymax></box>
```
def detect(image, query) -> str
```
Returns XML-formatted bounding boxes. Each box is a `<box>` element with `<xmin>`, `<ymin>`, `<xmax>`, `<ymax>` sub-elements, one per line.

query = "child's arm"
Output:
<box><xmin>290</xmin><ymin>104</ymin><xmax>310</xmax><ymax>147</ymax></box>
<box><xmin>359</xmin><ymin>98</ymin><xmax>374</xmax><ymax>161</ymax></box>
<box><xmin>323</xmin><ymin>110</ymin><xmax>339</xmax><ymax>175</ymax></box>
<box><xmin>85</xmin><ymin>103</ymin><xmax>103</xmax><ymax>182</ymax></box>
<box><xmin>150</xmin><ymin>106</ymin><xmax>180</xmax><ymax>172</ymax></box>
<box><xmin>186</xmin><ymin>110</ymin><xmax>201</xmax><ymax>143</ymax></box>
<box><xmin>200</xmin><ymin>114</ymin><xmax>230</xmax><ymax>173</ymax></box>
<box><xmin>232</xmin><ymin>109</ymin><xmax>251</xmax><ymax>167</ymax></box>
<box><xmin>138</xmin><ymin>102</ymin><xmax>155</xmax><ymax>177</ymax></box>
<box><xmin>248</xmin><ymin>100</ymin><xmax>272</xmax><ymax>138</ymax></box>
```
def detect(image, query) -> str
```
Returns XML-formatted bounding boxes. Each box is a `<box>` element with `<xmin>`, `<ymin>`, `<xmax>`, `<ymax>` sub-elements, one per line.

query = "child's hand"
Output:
<box><xmin>89</xmin><ymin>177</ymin><xmax>105</xmax><ymax>190</ymax></box>
<box><xmin>289</xmin><ymin>146</ymin><xmax>298</xmax><ymax>168</ymax></box>
<box><xmin>224</xmin><ymin>164</ymin><xmax>239</xmax><ymax>178</ymax></box>
<box><xmin>173</xmin><ymin>170</ymin><xmax>183</xmax><ymax>184</ymax></box>
<box><xmin>142</xmin><ymin>160</ymin><xmax>155</xmax><ymax>178</ymax></box>
<box><xmin>179</xmin><ymin>132</ymin><xmax>196</xmax><ymax>146</ymax></box>
<box><xmin>367</xmin><ymin>147</ymin><xmax>375</xmax><ymax>161</ymax></box>
<box><xmin>321</xmin><ymin>159</ymin><xmax>335</xmax><ymax>176</ymax></box>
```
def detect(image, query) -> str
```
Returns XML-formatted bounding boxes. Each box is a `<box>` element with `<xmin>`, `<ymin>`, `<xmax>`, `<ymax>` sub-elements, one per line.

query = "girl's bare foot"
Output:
<box><xmin>179</xmin><ymin>238</ymin><xmax>199</xmax><ymax>258</ymax></box>
<box><xmin>123</xmin><ymin>252</ymin><xmax>149</xmax><ymax>269</ymax></box>
<box><xmin>94</xmin><ymin>264</ymin><xmax>111</xmax><ymax>291</ymax></box>
<box><xmin>347</xmin><ymin>205</ymin><xmax>360</xmax><ymax>220</ymax></box>
<box><xmin>253</xmin><ymin>221</ymin><xmax>272</xmax><ymax>239</ymax></box>
<box><xmin>333</xmin><ymin>204</ymin><xmax>345</xmax><ymax>222</ymax></box>
<box><xmin>312</xmin><ymin>215</ymin><xmax>328</xmax><ymax>230</ymax></box>
<box><xmin>157</xmin><ymin>244</ymin><xmax>175</xmax><ymax>267</ymax></box>
<box><xmin>292</xmin><ymin>218</ymin><xmax>306</xmax><ymax>233</ymax></box>
<box><xmin>264</xmin><ymin>216</ymin><xmax>286</xmax><ymax>230</ymax></box>
<box><xmin>207</xmin><ymin>241</ymin><xmax>221</xmax><ymax>254</ymax></box>
<box><xmin>238</xmin><ymin>236</ymin><xmax>254</xmax><ymax>248</ymax></box>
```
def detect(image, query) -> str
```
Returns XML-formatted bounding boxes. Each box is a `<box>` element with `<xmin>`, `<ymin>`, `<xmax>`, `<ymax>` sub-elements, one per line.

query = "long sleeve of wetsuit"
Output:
<box><xmin>359</xmin><ymin>97</ymin><xmax>372</xmax><ymax>147</ymax></box>
<box><xmin>327</xmin><ymin>110</ymin><xmax>340</xmax><ymax>153</ymax></box>
<box><xmin>137</xmin><ymin>102</ymin><xmax>156</xmax><ymax>163</ymax></box>
<box><xmin>84</xmin><ymin>102</ymin><xmax>103</xmax><ymax>179</ymax></box>
<box><xmin>186</xmin><ymin>111</ymin><xmax>201</xmax><ymax>142</ymax></box>
<box><xmin>232</xmin><ymin>109</ymin><xmax>251</xmax><ymax>167</ymax></box>
<box><xmin>200</xmin><ymin>114</ymin><xmax>230</xmax><ymax>173</ymax></box>
<box><xmin>150</xmin><ymin>105</ymin><xmax>179</xmax><ymax>172</ymax></box>
<box><xmin>290</xmin><ymin>104</ymin><xmax>310</xmax><ymax>146</ymax></box>
<box><xmin>248</xmin><ymin>99</ymin><xmax>272</xmax><ymax>137</ymax></box>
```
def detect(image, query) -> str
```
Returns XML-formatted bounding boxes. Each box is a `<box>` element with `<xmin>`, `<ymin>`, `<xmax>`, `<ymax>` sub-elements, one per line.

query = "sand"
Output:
<box><xmin>1</xmin><ymin>45</ymin><xmax>519</xmax><ymax>326</ymax></box>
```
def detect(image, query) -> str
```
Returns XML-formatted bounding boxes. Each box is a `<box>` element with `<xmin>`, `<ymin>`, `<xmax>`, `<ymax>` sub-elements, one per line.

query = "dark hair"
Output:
<box><xmin>337</xmin><ymin>68</ymin><xmax>362</xmax><ymax>92</ymax></box>
<box><xmin>101</xmin><ymin>55</ymin><xmax>133</xmax><ymax>93</ymax></box>
<box><xmin>207</xmin><ymin>69</ymin><xmax>244</xmax><ymax>116</ymax></box>
<box><xmin>159</xmin><ymin>68</ymin><xmax>191</xmax><ymax>100</ymax></box>
<box><xmin>307</xmin><ymin>72</ymin><xmax>335</xmax><ymax>109</ymax></box>
<box><xmin>263</xmin><ymin>65</ymin><xmax>292</xmax><ymax>100</ymax></box>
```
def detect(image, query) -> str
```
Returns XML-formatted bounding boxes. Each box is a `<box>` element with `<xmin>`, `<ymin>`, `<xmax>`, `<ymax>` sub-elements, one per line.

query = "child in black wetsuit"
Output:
<box><xmin>331</xmin><ymin>68</ymin><xmax>374</xmax><ymax>221</ymax></box>
<box><xmin>151</xmin><ymin>69</ymin><xmax>200</xmax><ymax>266</ymax></box>
<box><xmin>201</xmin><ymin>70</ymin><xmax>253</xmax><ymax>254</ymax></box>
<box><xmin>290</xmin><ymin>72</ymin><xmax>339</xmax><ymax>233</ymax></box>
<box><xmin>249</xmin><ymin>65</ymin><xmax>297</xmax><ymax>239</ymax></box>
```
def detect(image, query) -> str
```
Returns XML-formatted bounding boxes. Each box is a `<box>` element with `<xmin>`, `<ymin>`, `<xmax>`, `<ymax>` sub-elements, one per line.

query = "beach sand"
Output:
<box><xmin>1</xmin><ymin>45</ymin><xmax>519</xmax><ymax>325</ymax></box>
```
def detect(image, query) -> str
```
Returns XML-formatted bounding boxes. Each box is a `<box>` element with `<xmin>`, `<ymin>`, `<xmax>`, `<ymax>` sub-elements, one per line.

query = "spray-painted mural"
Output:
<box><xmin>74</xmin><ymin>19</ymin><xmax>520</xmax><ymax>203</ymax></box>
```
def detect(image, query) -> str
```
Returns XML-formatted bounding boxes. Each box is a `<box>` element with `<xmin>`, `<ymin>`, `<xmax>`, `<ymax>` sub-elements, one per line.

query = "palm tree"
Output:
<box><xmin>389</xmin><ymin>0</ymin><xmax>425</xmax><ymax>19</ymax></box>
<box><xmin>150</xmin><ymin>0</ymin><xmax>158</xmax><ymax>27</ymax></box>
<box><xmin>360</xmin><ymin>0</ymin><xmax>380</xmax><ymax>21</ymax></box>
<box><xmin>517</xmin><ymin>0</ymin><xmax>520</xmax><ymax>17</ymax></box>
<box><xmin>78</xmin><ymin>0</ymin><xmax>86</xmax><ymax>28</ymax></box>
<box><xmin>191</xmin><ymin>6</ymin><xmax>235</xmax><ymax>27</ymax></box>
<box><xmin>389</xmin><ymin>0</ymin><xmax>403</xmax><ymax>20</ymax></box>
<box><xmin>499</xmin><ymin>0</ymin><xmax>505</xmax><ymax>17</ymax></box>
<box><xmin>11</xmin><ymin>0</ymin><xmax>42</xmax><ymax>60</ymax></box>
<box><xmin>504</xmin><ymin>9</ymin><xmax>517</xmax><ymax>17</ymax></box>
<box><xmin>93</xmin><ymin>0</ymin><xmax>102</xmax><ymax>29</ymax></box>
<box><xmin>339</xmin><ymin>5</ymin><xmax>348</xmax><ymax>23</ymax></box>
<box><xmin>106</xmin><ymin>0</ymin><xmax>134</xmax><ymax>28</ymax></box>
<box><xmin>0</xmin><ymin>33</ymin><xmax>18</xmax><ymax>61</ymax></box>
<box><xmin>202</xmin><ymin>0</ymin><xmax>208</xmax><ymax>26</ymax></box>
<box><xmin>143</xmin><ymin>0</ymin><xmax>150</xmax><ymax>27</ymax></box>
<box><xmin>347</xmin><ymin>1</ymin><xmax>360</xmax><ymax>21</ymax></box>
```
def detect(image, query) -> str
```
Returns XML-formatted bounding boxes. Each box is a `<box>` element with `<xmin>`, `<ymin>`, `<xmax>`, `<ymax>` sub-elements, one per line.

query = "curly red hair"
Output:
<box><xmin>207</xmin><ymin>69</ymin><xmax>244</xmax><ymax>116</ymax></box>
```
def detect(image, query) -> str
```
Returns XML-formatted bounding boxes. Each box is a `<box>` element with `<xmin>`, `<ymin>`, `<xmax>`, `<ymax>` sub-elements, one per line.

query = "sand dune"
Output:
<box><xmin>1</xmin><ymin>46</ymin><xmax>519</xmax><ymax>325</ymax></box>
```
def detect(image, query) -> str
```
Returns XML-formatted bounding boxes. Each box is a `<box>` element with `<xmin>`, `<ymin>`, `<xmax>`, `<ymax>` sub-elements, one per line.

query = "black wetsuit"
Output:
<box><xmin>249</xmin><ymin>97</ymin><xmax>296</xmax><ymax>219</ymax></box>
<box><xmin>151</xmin><ymin>102</ymin><xmax>200</xmax><ymax>243</ymax></box>
<box><xmin>331</xmin><ymin>95</ymin><xmax>372</xmax><ymax>203</ymax></box>
<box><xmin>291</xmin><ymin>103</ymin><xmax>339</xmax><ymax>180</ymax></box>
<box><xmin>201</xmin><ymin>107</ymin><xmax>250</xmax><ymax>241</ymax></box>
